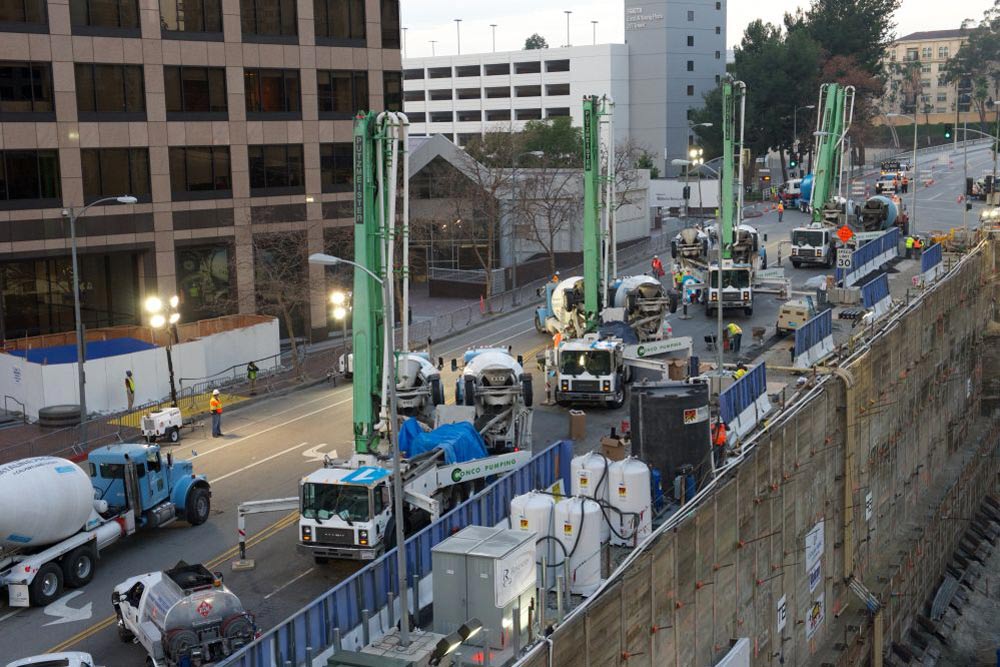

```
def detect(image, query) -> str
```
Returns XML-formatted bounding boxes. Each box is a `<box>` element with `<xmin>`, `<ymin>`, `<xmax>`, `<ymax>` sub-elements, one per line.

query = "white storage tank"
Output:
<box><xmin>571</xmin><ymin>452</ymin><xmax>610</xmax><ymax>541</ymax></box>
<box><xmin>0</xmin><ymin>457</ymin><xmax>94</xmax><ymax>549</ymax></box>
<box><xmin>608</xmin><ymin>458</ymin><xmax>653</xmax><ymax>547</ymax></box>
<box><xmin>510</xmin><ymin>491</ymin><xmax>556</xmax><ymax>588</ymax></box>
<box><xmin>554</xmin><ymin>497</ymin><xmax>604</xmax><ymax>596</ymax></box>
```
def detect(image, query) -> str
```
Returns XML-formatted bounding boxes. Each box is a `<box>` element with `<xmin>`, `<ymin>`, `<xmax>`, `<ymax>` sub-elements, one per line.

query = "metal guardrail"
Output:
<box><xmin>218</xmin><ymin>439</ymin><xmax>573</xmax><ymax>667</ymax></box>
<box><xmin>864</xmin><ymin>137</ymin><xmax>990</xmax><ymax>169</ymax></box>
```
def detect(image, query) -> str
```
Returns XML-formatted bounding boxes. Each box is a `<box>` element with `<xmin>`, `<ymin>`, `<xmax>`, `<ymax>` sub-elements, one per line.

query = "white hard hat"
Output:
<box><xmin>212</xmin><ymin>389</ymin><xmax>220</xmax><ymax>395</ymax></box>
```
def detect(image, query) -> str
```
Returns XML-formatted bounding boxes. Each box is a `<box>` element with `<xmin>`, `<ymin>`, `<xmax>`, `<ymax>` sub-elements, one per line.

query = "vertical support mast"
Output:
<box><xmin>809</xmin><ymin>83</ymin><xmax>854</xmax><ymax>225</ymax></box>
<box><xmin>720</xmin><ymin>81</ymin><xmax>736</xmax><ymax>261</ymax></box>
<box><xmin>582</xmin><ymin>95</ymin><xmax>602</xmax><ymax>325</ymax></box>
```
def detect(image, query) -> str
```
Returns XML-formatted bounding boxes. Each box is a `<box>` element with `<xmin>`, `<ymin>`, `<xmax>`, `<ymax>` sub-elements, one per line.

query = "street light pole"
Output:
<box><xmin>64</xmin><ymin>195</ymin><xmax>137</xmax><ymax>440</ymax></box>
<box><xmin>792</xmin><ymin>105</ymin><xmax>815</xmax><ymax>177</ymax></box>
<box><xmin>454</xmin><ymin>19</ymin><xmax>462</xmax><ymax>55</ymax></box>
<box><xmin>564</xmin><ymin>10</ymin><xmax>572</xmax><ymax>47</ymax></box>
<box><xmin>490</xmin><ymin>24</ymin><xmax>497</xmax><ymax>52</ymax></box>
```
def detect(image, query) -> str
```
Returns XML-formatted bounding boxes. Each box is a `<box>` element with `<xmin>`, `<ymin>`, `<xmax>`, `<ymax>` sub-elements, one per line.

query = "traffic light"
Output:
<box><xmin>682</xmin><ymin>185</ymin><xmax>691</xmax><ymax>200</ymax></box>
<box><xmin>789</xmin><ymin>154</ymin><xmax>797</xmax><ymax>168</ymax></box>
<box><xmin>944</xmin><ymin>123</ymin><xmax>953</xmax><ymax>139</ymax></box>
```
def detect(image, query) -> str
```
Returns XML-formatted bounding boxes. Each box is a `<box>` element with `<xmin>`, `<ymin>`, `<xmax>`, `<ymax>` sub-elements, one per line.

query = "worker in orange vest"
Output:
<box><xmin>711</xmin><ymin>418</ymin><xmax>727</xmax><ymax>467</ymax></box>
<box><xmin>210</xmin><ymin>389</ymin><xmax>223</xmax><ymax>437</ymax></box>
<box><xmin>777</xmin><ymin>201</ymin><xmax>784</xmax><ymax>222</ymax></box>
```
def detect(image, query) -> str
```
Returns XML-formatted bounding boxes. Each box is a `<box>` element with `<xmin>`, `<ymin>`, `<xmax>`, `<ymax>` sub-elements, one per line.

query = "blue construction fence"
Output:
<box><xmin>921</xmin><ymin>243</ymin><xmax>943</xmax><ymax>274</ymax></box>
<box><xmin>218</xmin><ymin>440</ymin><xmax>573</xmax><ymax>667</ymax></box>
<box><xmin>719</xmin><ymin>363</ymin><xmax>767</xmax><ymax>424</ymax></box>
<box><xmin>794</xmin><ymin>309</ymin><xmax>833</xmax><ymax>359</ymax></box>
<box><xmin>836</xmin><ymin>228</ymin><xmax>900</xmax><ymax>286</ymax></box>
<box><xmin>860</xmin><ymin>274</ymin><xmax>890</xmax><ymax>309</ymax></box>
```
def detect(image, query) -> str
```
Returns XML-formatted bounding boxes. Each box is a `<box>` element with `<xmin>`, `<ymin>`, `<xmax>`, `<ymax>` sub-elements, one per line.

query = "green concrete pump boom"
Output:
<box><xmin>719</xmin><ymin>80</ymin><xmax>746</xmax><ymax>261</ymax></box>
<box><xmin>351</xmin><ymin>112</ymin><xmax>387</xmax><ymax>455</ymax></box>
<box><xmin>808</xmin><ymin>83</ymin><xmax>855</xmax><ymax>224</ymax></box>
<box><xmin>582</xmin><ymin>95</ymin><xmax>602</xmax><ymax>326</ymax></box>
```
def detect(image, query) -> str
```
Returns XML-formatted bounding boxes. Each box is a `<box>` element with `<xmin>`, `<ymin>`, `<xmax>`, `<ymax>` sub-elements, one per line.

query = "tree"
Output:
<box><xmin>520</xmin><ymin>117</ymin><xmax>583</xmax><ymax>166</ymax></box>
<box><xmin>514</xmin><ymin>166</ymin><xmax>579</xmax><ymax>275</ymax></box>
<box><xmin>944</xmin><ymin>5</ymin><xmax>1000</xmax><ymax>134</ymax></box>
<box><xmin>633</xmin><ymin>151</ymin><xmax>660</xmax><ymax>179</ymax></box>
<box><xmin>524</xmin><ymin>33</ymin><xmax>549</xmax><ymax>50</ymax></box>
<box><xmin>786</xmin><ymin>0</ymin><xmax>901</xmax><ymax>78</ymax></box>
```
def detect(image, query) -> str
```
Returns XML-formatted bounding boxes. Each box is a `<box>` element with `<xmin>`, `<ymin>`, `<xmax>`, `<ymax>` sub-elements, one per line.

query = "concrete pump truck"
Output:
<box><xmin>790</xmin><ymin>83</ymin><xmax>856</xmax><ymax>267</ymax></box>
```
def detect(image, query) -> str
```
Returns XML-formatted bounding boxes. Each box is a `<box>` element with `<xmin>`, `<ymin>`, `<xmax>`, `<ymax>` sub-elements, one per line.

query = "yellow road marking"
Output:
<box><xmin>45</xmin><ymin>511</ymin><xmax>299</xmax><ymax>653</ymax></box>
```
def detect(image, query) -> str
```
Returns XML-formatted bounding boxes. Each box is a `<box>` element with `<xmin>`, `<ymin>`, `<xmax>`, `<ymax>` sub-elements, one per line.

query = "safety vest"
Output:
<box><xmin>733</xmin><ymin>368</ymin><xmax>747</xmax><ymax>380</ymax></box>
<box><xmin>913</xmin><ymin>238</ymin><xmax>923</xmax><ymax>249</ymax></box>
<box><xmin>905</xmin><ymin>237</ymin><xmax>914</xmax><ymax>249</ymax></box>
<box><xmin>248</xmin><ymin>364</ymin><xmax>258</xmax><ymax>379</ymax></box>
<box><xmin>777</xmin><ymin>203</ymin><xmax>784</xmax><ymax>212</ymax></box>
<box><xmin>712</xmin><ymin>423</ymin><xmax>727</xmax><ymax>447</ymax></box>
<box><xmin>210</xmin><ymin>396</ymin><xmax>222</xmax><ymax>413</ymax></box>
<box><xmin>727</xmin><ymin>323</ymin><xmax>742</xmax><ymax>336</ymax></box>
<box><xmin>125</xmin><ymin>377</ymin><xmax>135</xmax><ymax>393</ymax></box>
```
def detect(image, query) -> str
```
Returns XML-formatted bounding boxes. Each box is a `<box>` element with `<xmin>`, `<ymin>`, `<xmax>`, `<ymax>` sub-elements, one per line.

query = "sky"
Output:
<box><xmin>400</xmin><ymin>0</ymin><xmax>992</xmax><ymax>58</ymax></box>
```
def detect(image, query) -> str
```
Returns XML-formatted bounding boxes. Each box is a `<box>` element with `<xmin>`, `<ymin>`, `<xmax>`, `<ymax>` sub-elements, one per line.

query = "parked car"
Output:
<box><xmin>6</xmin><ymin>653</ymin><xmax>97</xmax><ymax>667</ymax></box>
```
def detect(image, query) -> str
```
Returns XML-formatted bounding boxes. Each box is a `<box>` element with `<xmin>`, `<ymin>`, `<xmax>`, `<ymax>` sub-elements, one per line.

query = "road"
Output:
<box><xmin>0</xmin><ymin>142</ymin><xmax>986</xmax><ymax>665</ymax></box>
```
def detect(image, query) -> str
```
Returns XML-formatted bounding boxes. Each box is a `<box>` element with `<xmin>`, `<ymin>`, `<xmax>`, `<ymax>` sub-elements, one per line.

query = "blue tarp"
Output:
<box><xmin>398</xmin><ymin>418</ymin><xmax>488</xmax><ymax>464</ymax></box>
<box><xmin>8</xmin><ymin>337</ymin><xmax>158</xmax><ymax>364</ymax></box>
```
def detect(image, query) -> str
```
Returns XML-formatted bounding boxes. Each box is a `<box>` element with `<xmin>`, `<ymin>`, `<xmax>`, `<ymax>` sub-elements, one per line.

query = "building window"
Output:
<box><xmin>428</xmin><ymin>89</ymin><xmax>451</xmax><ymax>101</ymax></box>
<box><xmin>890</xmin><ymin>50</ymin><xmax>896</xmax><ymax>61</ymax></box>
<box><xmin>0</xmin><ymin>0</ymin><xmax>47</xmax><ymax>30</ymax></box>
<box><xmin>384</xmin><ymin>71</ymin><xmax>401</xmax><ymax>111</ymax></box>
<box><xmin>248</xmin><ymin>144</ymin><xmax>304</xmax><ymax>195</ymax></box>
<box><xmin>687</xmin><ymin>60</ymin><xmax>694</xmax><ymax>72</ymax></box>
<box><xmin>0</xmin><ymin>149</ymin><xmax>60</xmax><ymax>209</ymax></box>
<box><xmin>921</xmin><ymin>65</ymin><xmax>931</xmax><ymax>73</ymax></box>
<box><xmin>407</xmin><ymin>111</ymin><xmax>425</xmax><ymax>122</ymax></box>
<box><xmin>0</xmin><ymin>61</ymin><xmax>54</xmax><ymax>119</ymax></box>
<box><xmin>485</xmin><ymin>86</ymin><xmax>510</xmax><ymax>99</ymax></box>
<box><xmin>244</xmin><ymin>68</ymin><xmax>300</xmax><ymax>117</ymax></box>
<box><xmin>317</xmin><ymin>70</ymin><xmax>367</xmax><ymax>118</ymax></box>
<box><xmin>70</xmin><ymin>0</ymin><xmax>139</xmax><ymax>33</ymax></box>
<box><xmin>715</xmin><ymin>26</ymin><xmax>720</xmax><ymax>34</ymax></box>
<box><xmin>404</xmin><ymin>68</ymin><xmax>423</xmax><ymax>80</ymax></box>
<box><xmin>81</xmin><ymin>148</ymin><xmax>150</xmax><ymax>203</ymax></box>
<box><xmin>457</xmin><ymin>109</ymin><xmax>480</xmax><ymax>122</ymax></box>
<box><xmin>937</xmin><ymin>92</ymin><xmax>947</xmax><ymax>102</ymax></box>
<box><xmin>320</xmin><ymin>142</ymin><xmax>352</xmax><ymax>192</ymax></box>
<box><xmin>514</xmin><ymin>61</ymin><xmax>541</xmax><ymax>74</ymax></box>
<box><xmin>921</xmin><ymin>46</ymin><xmax>932</xmax><ymax>59</ymax></box>
<box><xmin>938</xmin><ymin>46</ymin><xmax>949</xmax><ymax>58</ymax></box>
<box><xmin>404</xmin><ymin>89</ymin><xmax>424</xmax><ymax>102</ymax></box>
<box><xmin>687</xmin><ymin>85</ymin><xmax>694</xmax><ymax>96</ymax></box>
<box><xmin>380</xmin><ymin>0</ymin><xmax>399</xmax><ymax>48</ymax></box>
<box><xmin>515</xmin><ymin>85</ymin><xmax>541</xmax><ymax>97</ymax></box>
<box><xmin>545</xmin><ymin>60</ymin><xmax>570</xmax><ymax>73</ymax></box>
<box><xmin>715</xmin><ymin>1</ymin><xmax>720</xmax><ymax>8</ymax></box>
<box><xmin>175</xmin><ymin>244</ymin><xmax>232</xmax><ymax>321</ymax></box>
<box><xmin>74</xmin><ymin>64</ymin><xmax>145</xmax><ymax>119</ymax></box>
<box><xmin>169</xmin><ymin>146</ymin><xmax>231</xmax><ymax>199</ymax></box>
<box><xmin>484</xmin><ymin>63</ymin><xmax>509</xmax><ymax>76</ymax></box>
<box><xmin>314</xmin><ymin>0</ymin><xmax>364</xmax><ymax>43</ymax></box>
<box><xmin>545</xmin><ymin>83</ymin><xmax>569</xmax><ymax>96</ymax></box>
<box><xmin>906</xmin><ymin>48</ymin><xmax>918</xmax><ymax>61</ymax></box>
<box><xmin>164</xmin><ymin>66</ymin><xmax>227</xmax><ymax>118</ymax></box>
<box><xmin>428</xmin><ymin>67</ymin><xmax>451</xmax><ymax>79</ymax></box>
<box><xmin>241</xmin><ymin>0</ymin><xmax>296</xmax><ymax>40</ymax></box>
<box><xmin>687</xmin><ymin>10</ymin><xmax>694</xmax><ymax>20</ymax></box>
<box><xmin>515</xmin><ymin>108</ymin><xmax>541</xmax><ymax>120</ymax></box>
<box><xmin>485</xmin><ymin>109</ymin><xmax>510</xmax><ymax>121</ymax></box>
<box><xmin>715</xmin><ymin>50</ymin><xmax>721</xmax><ymax>59</ymax></box>
<box><xmin>429</xmin><ymin>111</ymin><xmax>451</xmax><ymax>123</ymax></box>
<box><xmin>546</xmin><ymin>107</ymin><xmax>570</xmax><ymax>118</ymax></box>
<box><xmin>159</xmin><ymin>0</ymin><xmax>221</xmax><ymax>35</ymax></box>
<box><xmin>455</xmin><ymin>65</ymin><xmax>480</xmax><ymax>77</ymax></box>
<box><xmin>715</xmin><ymin>74</ymin><xmax>720</xmax><ymax>83</ymax></box>
<box><xmin>687</xmin><ymin>35</ymin><xmax>694</xmax><ymax>47</ymax></box>
<box><xmin>938</xmin><ymin>75</ymin><xmax>947</xmax><ymax>86</ymax></box>
<box><xmin>455</xmin><ymin>88</ymin><xmax>480</xmax><ymax>100</ymax></box>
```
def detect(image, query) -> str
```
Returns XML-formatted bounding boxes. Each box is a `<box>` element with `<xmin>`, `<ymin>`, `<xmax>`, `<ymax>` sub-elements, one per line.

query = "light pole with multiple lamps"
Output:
<box><xmin>308</xmin><ymin>252</ymin><xmax>410</xmax><ymax>646</ymax></box>
<box><xmin>887</xmin><ymin>112</ymin><xmax>919</xmax><ymax>230</ymax></box>
<box><xmin>145</xmin><ymin>295</ymin><xmax>181</xmax><ymax>407</ymax></box>
<box><xmin>62</xmin><ymin>195</ymin><xmax>138</xmax><ymax>439</ymax></box>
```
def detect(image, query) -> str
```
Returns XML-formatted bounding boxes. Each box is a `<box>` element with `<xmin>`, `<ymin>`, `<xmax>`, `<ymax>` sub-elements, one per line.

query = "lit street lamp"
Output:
<box><xmin>63</xmin><ymin>195</ymin><xmax>138</xmax><ymax>439</ymax></box>
<box><xmin>330</xmin><ymin>290</ymin><xmax>351</xmax><ymax>358</ymax></box>
<box><xmin>308</xmin><ymin>252</ymin><xmax>410</xmax><ymax>647</ymax></box>
<box><xmin>887</xmin><ymin>112</ymin><xmax>919</xmax><ymax>231</ymax></box>
<box><xmin>146</xmin><ymin>294</ymin><xmax>181</xmax><ymax>407</ymax></box>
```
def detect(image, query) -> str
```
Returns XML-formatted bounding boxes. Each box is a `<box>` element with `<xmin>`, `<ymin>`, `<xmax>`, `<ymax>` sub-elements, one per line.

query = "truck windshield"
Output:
<box><xmin>560</xmin><ymin>350</ymin><xmax>612</xmax><ymax>376</ymax></box>
<box><xmin>710</xmin><ymin>270</ymin><xmax>751</xmax><ymax>289</ymax></box>
<box><xmin>302</xmin><ymin>483</ymin><xmax>371</xmax><ymax>523</ymax></box>
<box><xmin>792</xmin><ymin>230</ymin><xmax>825</xmax><ymax>247</ymax></box>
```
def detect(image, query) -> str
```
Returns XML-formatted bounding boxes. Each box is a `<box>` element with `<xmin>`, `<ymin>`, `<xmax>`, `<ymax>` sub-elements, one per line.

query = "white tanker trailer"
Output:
<box><xmin>0</xmin><ymin>446</ymin><xmax>210</xmax><ymax>606</ymax></box>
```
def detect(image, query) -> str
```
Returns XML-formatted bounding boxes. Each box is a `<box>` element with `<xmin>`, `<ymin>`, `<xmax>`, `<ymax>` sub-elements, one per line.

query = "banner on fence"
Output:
<box><xmin>719</xmin><ymin>363</ymin><xmax>771</xmax><ymax>443</ymax></box>
<box><xmin>793</xmin><ymin>309</ymin><xmax>834</xmax><ymax>369</ymax></box>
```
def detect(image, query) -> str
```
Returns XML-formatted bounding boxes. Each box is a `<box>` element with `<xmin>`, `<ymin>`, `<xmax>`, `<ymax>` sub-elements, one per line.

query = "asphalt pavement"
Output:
<box><xmin>1</xmin><ymin>142</ymin><xmax>987</xmax><ymax>666</ymax></box>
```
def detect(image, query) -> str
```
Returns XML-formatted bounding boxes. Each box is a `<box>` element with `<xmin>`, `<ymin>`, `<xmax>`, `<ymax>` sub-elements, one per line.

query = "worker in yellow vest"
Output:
<box><xmin>733</xmin><ymin>363</ymin><xmax>748</xmax><ymax>380</ymax></box>
<box><xmin>727</xmin><ymin>322</ymin><xmax>743</xmax><ymax>353</ymax></box>
<box><xmin>905</xmin><ymin>235</ymin><xmax>914</xmax><ymax>259</ymax></box>
<box><xmin>125</xmin><ymin>370</ymin><xmax>135</xmax><ymax>410</ymax></box>
<box><xmin>210</xmin><ymin>389</ymin><xmax>223</xmax><ymax>437</ymax></box>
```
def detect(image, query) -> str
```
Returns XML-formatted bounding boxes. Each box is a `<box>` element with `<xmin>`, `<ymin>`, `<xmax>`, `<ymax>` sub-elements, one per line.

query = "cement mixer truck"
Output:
<box><xmin>605</xmin><ymin>275</ymin><xmax>676</xmax><ymax>342</ymax></box>
<box><xmin>451</xmin><ymin>348</ymin><xmax>533</xmax><ymax>454</ymax></box>
<box><xmin>535</xmin><ymin>276</ymin><xmax>588</xmax><ymax>337</ymax></box>
<box><xmin>0</xmin><ymin>445</ymin><xmax>210</xmax><ymax>607</ymax></box>
<box><xmin>670</xmin><ymin>227</ymin><xmax>711</xmax><ymax>264</ymax></box>
<box><xmin>113</xmin><ymin>561</ymin><xmax>257</xmax><ymax>666</ymax></box>
<box><xmin>858</xmin><ymin>195</ymin><xmax>909</xmax><ymax>235</ymax></box>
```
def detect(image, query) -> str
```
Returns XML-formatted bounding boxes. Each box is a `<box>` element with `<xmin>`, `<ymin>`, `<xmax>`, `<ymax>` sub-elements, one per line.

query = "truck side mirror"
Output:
<box><xmin>451</xmin><ymin>358</ymin><xmax>458</xmax><ymax>372</ymax></box>
<box><xmin>214</xmin><ymin>571</ymin><xmax>224</xmax><ymax>584</ymax></box>
<box><xmin>517</xmin><ymin>355</ymin><xmax>524</xmax><ymax>366</ymax></box>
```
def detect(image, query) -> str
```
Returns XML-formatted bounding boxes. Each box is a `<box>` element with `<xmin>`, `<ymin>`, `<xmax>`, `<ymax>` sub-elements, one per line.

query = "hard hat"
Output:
<box><xmin>212</xmin><ymin>389</ymin><xmax>220</xmax><ymax>396</ymax></box>
<box><xmin>126</xmin><ymin>370</ymin><xmax>132</xmax><ymax>376</ymax></box>
<box><xmin>653</xmin><ymin>255</ymin><xmax>658</xmax><ymax>259</ymax></box>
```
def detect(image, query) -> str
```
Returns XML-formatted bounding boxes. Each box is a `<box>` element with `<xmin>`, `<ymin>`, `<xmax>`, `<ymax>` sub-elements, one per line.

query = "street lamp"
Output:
<box><xmin>146</xmin><ymin>294</ymin><xmax>181</xmax><ymax>407</ymax></box>
<box><xmin>887</xmin><ymin>112</ymin><xmax>919</xmax><ymax>232</ymax></box>
<box><xmin>564</xmin><ymin>10</ymin><xmax>572</xmax><ymax>47</ymax></box>
<box><xmin>330</xmin><ymin>290</ymin><xmax>350</xmax><ymax>358</ymax></box>
<box><xmin>307</xmin><ymin>252</ymin><xmax>410</xmax><ymax>647</ymax></box>
<box><xmin>63</xmin><ymin>194</ymin><xmax>138</xmax><ymax>439</ymax></box>
<box><xmin>454</xmin><ymin>18</ymin><xmax>462</xmax><ymax>55</ymax></box>
<box><xmin>792</xmin><ymin>104</ymin><xmax>815</xmax><ymax>156</ymax></box>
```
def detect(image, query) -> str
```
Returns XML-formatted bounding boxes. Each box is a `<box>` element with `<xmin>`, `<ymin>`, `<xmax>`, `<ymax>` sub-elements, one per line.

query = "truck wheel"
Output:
<box><xmin>521</xmin><ymin>374</ymin><xmax>533</xmax><ymax>407</ymax></box>
<box><xmin>62</xmin><ymin>545</ymin><xmax>96</xmax><ymax>588</ymax></box>
<box><xmin>116</xmin><ymin>610</ymin><xmax>134</xmax><ymax>642</ymax></box>
<box><xmin>29</xmin><ymin>562</ymin><xmax>63</xmax><ymax>606</ymax></box>
<box><xmin>222</xmin><ymin>613</ymin><xmax>254</xmax><ymax>641</ymax></box>
<box><xmin>611</xmin><ymin>385</ymin><xmax>626</xmax><ymax>410</ymax></box>
<box><xmin>534</xmin><ymin>315</ymin><xmax>545</xmax><ymax>334</ymax></box>
<box><xmin>185</xmin><ymin>486</ymin><xmax>211</xmax><ymax>525</ymax></box>
<box><xmin>168</xmin><ymin>426</ymin><xmax>180</xmax><ymax>443</ymax></box>
<box><xmin>791</xmin><ymin>260</ymin><xmax>801</xmax><ymax>268</ymax></box>
<box><xmin>744</xmin><ymin>307</ymin><xmax>753</xmax><ymax>317</ymax></box>
<box><xmin>166</xmin><ymin>629</ymin><xmax>199</xmax><ymax>659</ymax></box>
<box><xmin>430</xmin><ymin>378</ymin><xmax>445</xmax><ymax>406</ymax></box>
<box><xmin>463</xmin><ymin>377</ymin><xmax>476</xmax><ymax>407</ymax></box>
<box><xmin>313</xmin><ymin>555</ymin><xmax>328</xmax><ymax>565</ymax></box>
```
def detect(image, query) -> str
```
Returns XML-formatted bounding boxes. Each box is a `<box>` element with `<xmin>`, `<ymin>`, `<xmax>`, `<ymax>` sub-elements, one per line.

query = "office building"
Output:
<box><xmin>0</xmin><ymin>0</ymin><xmax>401</xmax><ymax>342</ymax></box>
<box><xmin>402</xmin><ymin>44</ymin><xmax>630</xmax><ymax>146</ymax></box>
<box><xmin>880</xmin><ymin>29</ymin><xmax>974</xmax><ymax>125</ymax></box>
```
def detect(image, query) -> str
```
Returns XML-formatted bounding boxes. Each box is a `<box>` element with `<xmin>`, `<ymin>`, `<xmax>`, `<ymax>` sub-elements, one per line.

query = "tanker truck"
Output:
<box><xmin>113</xmin><ymin>561</ymin><xmax>257</xmax><ymax>666</ymax></box>
<box><xmin>606</xmin><ymin>275</ymin><xmax>676</xmax><ymax>342</ymax></box>
<box><xmin>670</xmin><ymin>227</ymin><xmax>710</xmax><ymax>264</ymax></box>
<box><xmin>535</xmin><ymin>276</ymin><xmax>588</xmax><ymax>337</ymax></box>
<box><xmin>0</xmin><ymin>445</ymin><xmax>210</xmax><ymax>607</ymax></box>
<box><xmin>340</xmin><ymin>351</ymin><xmax>445</xmax><ymax>426</ymax></box>
<box><xmin>858</xmin><ymin>195</ymin><xmax>909</xmax><ymax>235</ymax></box>
<box><xmin>452</xmin><ymin>347</ymin><xmax>533</xmax><ymax>453</ymax></box>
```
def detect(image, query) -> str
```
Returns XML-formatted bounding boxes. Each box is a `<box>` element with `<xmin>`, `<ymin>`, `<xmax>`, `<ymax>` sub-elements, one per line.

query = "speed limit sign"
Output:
<box><xmin>836</xmin><ymin>248</ymin><xmax>853</xmax><ymax>269</ymax></box>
